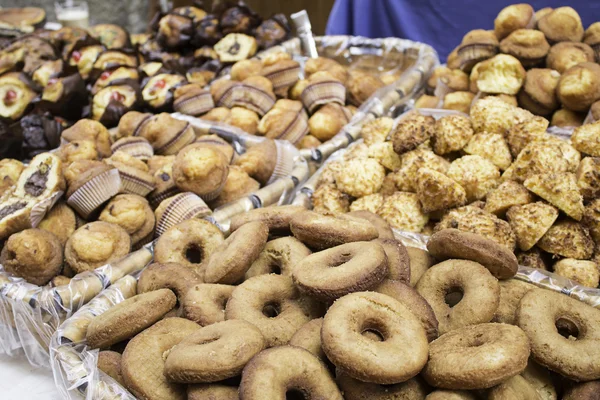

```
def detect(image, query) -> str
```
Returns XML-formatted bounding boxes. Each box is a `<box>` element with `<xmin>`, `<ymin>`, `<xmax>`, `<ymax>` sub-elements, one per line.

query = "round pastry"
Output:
<box><xmin>584</xmin><ymin>22</ymin><xmax>600</xmax><ymax>62</ymax></box>
<box><xmin>550</xmin><ymin>108</ymin><xmax>585</xmax><ymax>127</ymax></box>
<box><xmin>187</xmin><ymin>384</ymin><xmax>238</xmax><ymax>400</ymax></box>
<box><xmin>563</xmin><ymin>381</ymin><xmax>600</xmax><ymax>400</ymax></box>
<box><xmin>117</xmin><ymin>111</ymin><xmax>153</xmax><ymax>139</ymax></box>
<box><xmin>347</xmin><ymin>210</ymin><xmax>394</xmax><ymax>239</ymax></box>
<box><xmin>293</xmin><ymin>241</ymin><xmax>388</xmax><ymax>301</ymax></box>
<box><xmin>416</xmin><ymin>259</ymin><xmax>500</xmax><ymax>335</ymax></box>
<box><xmin>517</xmin><ymin>289</ymin><xmax>600</xmax><ymax>381</ymax></box>
<box><xmin>407</xmin><ymin>247</ymin><xmax>435</xmax><ymax>287</ymax></box>
<box><xmin>203</xmin><ymin>221</ymin><xmax>268</xmax><ymax>284</ymax></box>
<box><xmin>443</xmin><ymin>91</ymin><xmax>475</xmax><ymax>114</ymax></box>
<box><xmin>423</xmin><ymin>323</ymin><xmax>530</xmax><ymax>389</ymax></box>
<box><xmin>210</xmin><ymin>166</ymin><xmax>260</xmax><ymax>209</ymax></box>
<box><xmin>0</xmin><ymin>159</ymin><xmax>23</xmax><ymax>197</ymax></box>
<box><xmin>261</xmin><ymin>58</ymin><xmax>301</xmax><ymax>97</ymax></box>
<box><xmin>537</xmin><ymin>7</ymin><xmax>584</xmax><ymax>43</ymax></box>
<box><xmin>301</xmin><ymin>71</ymin><xmax>346</xmax><ymax>113</ymax></box>
<box><xmin>194</xmin><ymin>135</ymin><xmax>235</xmax><ymax>163</ymax></box>
<box><xmin>245</xmin><ymin>237</ymin><xmax>312</xmax><ymax>279</ymax></box>
<box><xmin>59</xmin><ymin>140</ymin><xmax>98</xmax><ymax>165</ymax></box>
<box><xmin>61</xmin><ymin>119</ymin><xmax>112</xmax><ymax>158</ymax></box>
<box><xmin>64</xmin><ymin>221</ymin><xmax>130</xmax><ymax>274</ymax></box>
<box><xmin>372</xmin><ymin>238</ymin><xmax>410</xmax><ymax>282</ymax></box>
<box><xmin>321</xmin><ymin>291</ymin><xmax>428</xmax><ymax>384</ymax></box>
<box><xmin>475</xmin><ymin>54</ymin><xmax>526</xmax><ymax>95</ymax></box>
<box><xmin>139</xmin><ymin>113</ymin><xmax>195</xmax><ymax>155</ymax></box>
<box><xmin>499</xmin><ymin>29</ymin><xmax>549</xmax><ymax>67</ymax></box>
<box><xmin>233</xmin><ymin>139</ymin><xmax>282</xmax><ymax>186</ymax></box>
<box><xmin>104</xmin><ymin>151</ymin><xmax>155</xmax><ymax>197</ymax></box>
<box><xmin>172</xmin><ymin>143</ymin><xmax>229</xmax><ymax>201</ymax></box>
<box><xmin>304</xmin><ymin>57</ymin><xmax>348</xmax><ymax>83</ymax></box>
<box><xmin>494</xmin><ymin>4</ymin><xmax>535</xmax><ymax>40</ymax></box>
<box><xmin>225</xmin><ymin>274</ymin><xmax>322</xmax><ymax>347</ymax></box>
<box><xmin>493</xmin><ymin>279</ymin><xmax>535</xmax><ymax>325</ymax></box>
<box><xmin>182</xmin><ymin>283</ymin><xmax>234</xmax><ymax>326</ymax></box>
<box><xmin>240</xmin><ymin>346</ymin><xmax>343</xmax><ymax>400</ymax></box>
<box><xmin>154</xmin><ymin>218</ymin><xmax>224</xmax><ymax>271</ymax></box>
<box><xmin>148</xmin><ymin>162</ymin><xmax>179</xmax><ymax>209</ymax></box>
<box><xmin>428</xmin><ymin>67</ymin><xmax>470</xmax><ymax>92</ymax></box>
<box><xmin>86</xmin><ymin>289</ymin><xmax>176</xmax><ymax>349</ymax></box>
<box><xmin>557</xmin><ymin>62</ymin><xmax>600</xmax><ymax>112</ymax></box>
<box><xmin>38</xmin><ymin>202</ymin><xmax>77</xmax><ymax>246</ymax></box>
<box><xmin>456</xmin><ymin>30</ymin><xmax>499</xmax><ymax>72</ymax></box>
<box><xmin>137</xmin><ymin>262</ymin><xmax>201</xmax><ymax>302</ymax></box>
<box><xmin>518</xmin><ymin>68</ymin><xmax>561</xmax><ymax>116</ymax></box>
<box><xmin>164</xmin><ymin>319</ymin><xmax>266</xmax><ymax>383</ymax></box>
<box><xmin>173</xmin><ymin>83</ymin><xmax>214</xmax><ymax>117</ymax></box>
<box><xmin>224</xmin><ymin>107</ymin><xmax>260</xmax><ymax>135</ymax></box>
<box><xmin>415</xmin><ymin>94</ymin><xmax>441</xmax><ymax>109</ymax></box>
<box><xmin>546</xmin><ymin>42</ymin><xmax>594</xmax><ymax>74</ymax></box>
<box><xmin>229</xmin><ymin>204</ymin><xmax>305</xmax><ymax>235</ymax></box>
<box><xmin>111</xmin><ymin>137</ymin><xmax>154</xmax><ymax>161</ymax></box>
<box><xmin>0</xmin><ymin>228</ymin><xmax>62</xmax><ymax>285</ymax></box>
<box><xmin>337</xmin><ymin>372</ymin><xmax>428</xmax><ymax>400</ymax></box>
<box><xmin>308</xmin><ymin>103</ymin><xmax>352</xmax><ymax>142</ymax></box>
<box><xmin>98</xmin><ymin>195</ymin><xmax>154</xmax><ymax>246</ymax></box>
<box><xmin>258</xmin><ymin>100</ymin><xmax>308</xmax><ymax>143</ymax></box>
<box><xmin>231</xmin><ymin>59</ymin><xmax>262</xmax><ymax>81</ymax></box>
<box><xmin>346</xmin><ymin>70</ymin><xmax>385</xmax><ymax>106</ymax></box>
<box><xmin>289</xmin><ymin>318</ymin><xmax>327</xmax><ymax>361</ymax></box>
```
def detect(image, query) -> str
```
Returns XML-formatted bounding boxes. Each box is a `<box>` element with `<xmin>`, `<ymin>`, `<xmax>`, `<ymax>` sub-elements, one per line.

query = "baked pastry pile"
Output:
<box><xmin>0</xmin><ymin>2</ymin><xmax>291</xmax><ymax>160</ymax></box>
<box><xmin>0</xmin><ymin>108</ymin><xmax>294</xmax><ymax>287</ymax></box>
<box><xmin>314</xmin><ymin>98</ymin><xmax>600</xmax><ymax>288</ymax></box>
<box><xmin>80</xmin><ymin>207</ymin><xmax>600</xmax><ymax>399</ymax></box>
<box><xmin>420</xmin><ymin>4</ymin><xmax>600</xmax><ymax>127</ymax></box>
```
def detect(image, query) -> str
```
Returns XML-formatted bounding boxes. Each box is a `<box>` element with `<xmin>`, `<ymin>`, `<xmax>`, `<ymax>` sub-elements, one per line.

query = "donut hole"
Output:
<box><xmin>185</xmin><ymin>245</ymin><xmax>203</xmax><ymax>264</ymax></box>
<box><xmin>444</xmin><ymin>286</ymin><xmax>464</xmax><ymax>308</ymax></box>
<box><xmin>360</xmin><ymin>319</ymin><xmax>388</xmax><ymax>342</ymax></box>
<box><xmin>262</xmin><ymin>301</ymin><xmax>281</xmax><ymax>318</ymax></box>
<box><xmin>330</xmin><ymin>252</ymin><xmax>354</xmax><ymax>268</ymax></box>
<box><xmin>362</xmin><ymin>329</ymin><xmax>385</xmax><ymax>342</ymax></box>
<box><xmin>285</xmin><ymin>388</ymin><xmax>308</xmax><ymax>400</ymax></box>
<box><xmin>556</xmin><ymin>317</ymin><xmax>580</xmax><ymax>340</ymax></box>
<box><xmin>268</xmin><ymin>260</ymin><xmax>282</xmax><ymax>275</ymax></box>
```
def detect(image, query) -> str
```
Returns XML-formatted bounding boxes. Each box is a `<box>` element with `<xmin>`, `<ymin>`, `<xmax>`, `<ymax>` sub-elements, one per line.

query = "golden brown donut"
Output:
<box><xmin>245</xmin><ymin>237</ymin><xmax>312</xmax><ymax>279</ymax></box>
<box><xmin>537</xmin><ymin>7</ymin><xmax>584</xmax><ymax>43</ymax></box>
<box><xmin>229</xmin><ymin>205</ymin><xmax>306</xmax><ymax>235</ymax></box>
<box><xmin>137</xmin><ymin>262</ymin><xmax>202</xmax><ymax>302</ymax></box>
<box><xmin>423</xmin><ymin>323</ymin><xmax>530</xmax><ymax>390</ymax></box>
<box><xmin>426</xmin><ymin>390</ymin><xmax>477</xmax><ymax>400</ymax></box>
<box><xmin>488</xmin><ymin>375</ymin><xmax>542</xmax><ymax>400</ymax></box>
<box><xmin>86</xmin><ymin>289</ymin><xmax>176</xmax><ymax>349</ymax></box>
<box><xmin>492</xmin><ymin>279</ymin><xmax>535</xmax><ymax>325</ymax></box>
<box><xmin>416</xmin><ymin>259</ymin><xmax>500</xmax><ymax>335</ymax></box>
<box><xmin>563</xmin><ymin>381</ymin><xmax>600</xmax><ymax>400</ymax></box>
<box><xmin>494</xmin><ymin>4</ymin><xmax>535</xmax><ymax>40</ymax></box>
<box><xmin>188</xmin><ymin>384</ymin><xmax>238</xmax><ymax>400</ymax></box>
<box><xmin>203</xmin><ymin>221</ymin><xmax>268</xmax><ymax>284</ymax></box>
<box><xmin>427</xmin><ymin>229</ymin><xmax>518</xmax><ymax>279</ymax></box>
<box><xmin>225</xmin><ymin>274</ymin><xmax>322</xmax><ymax>347</ymax></box>
<box><xmin>375</xmin><ymin>279</ymin><xmax>439</xmax><ymax>342</ymax></box>
<box><xmin>408</xmin><ymin>246</ymin><xmax>435</xmax><ymax>287</ymax></box>
<box><xmin>97</xmin><ymin>351</ymin><xmax>125</xmax><ymax>386</ymax></box>
<box><xmin>337</xmin><ymin>371</ymin><xmax>429</xmax><ymax>400</ymax></box>
<box><xmin>517</xmin><ymin>289</ymin><xmax>600</xmax><ymax>381</ymax></box>
<box><xmin>292</xmin><ymin>241</ymin><xmax>388</xmax><ymax>301</ymax></box>
<box><xmin>121</xmin><ymin>318</ymin><xmax>200</xmax><ymax>400</ymax></box>
<box><xmin>322</xmin><ymin>291</ymin><xmax>428</xmax><ymax>384</ymax></box>
<box><xmin>290</xmin><ymin>211</ymin><xmax>379</xmax><ymax>250</ymax></box>
<box><xmin>153</xmin><ymin>218</ymin><xmax>224</xmax><ymax>271</ymax></box>
<box><xmin>182</xmin><ymin>283</ymin><xmax>234</xmax><ymax>326</ymax></box>
<box><xmin>289</xmin><ymin>318</ymin><xmax>327</xmax><ymax>361</ymax></box>
<box><xmin>557</xmin><ymin>62</ymin><xmax>600</xmax><ymax>112</ymax></box>
<box><xmin>546</xmin><ymin>42</ymin><xmax>594</xmax><ymax>74</ymax></box>
<box><xmin>0</xmin><ymin>228</ymin><xmax>63</xmax><ymax>286</ymax></box>
<box><xmin>164</xmin><ymin>319</ymin><xmax>266</xmax><ymax>383</ymax></box>
<box><xmin>240</xmin><ymin>346</ymin><xmax>343</xmax><ymax>400</ymax></box>
<box><xmin>347</xmin><ymin>210</ymin><xmax>395</xmax><ymax>240</ymax></box>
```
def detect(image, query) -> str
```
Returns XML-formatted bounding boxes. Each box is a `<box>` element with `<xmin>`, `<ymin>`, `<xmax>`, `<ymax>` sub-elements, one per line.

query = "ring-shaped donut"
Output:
<box><xmin>203</xmin><ymin>221</ymin><xmax>269</xmax><ymax>284</ymax></box>
<box><xmin>293</xmin><ymin>241</ymin><xmax>388</xmax><ymax>301</ymax></box>
<box><xmin>416</xmin><ymin>259</ymin><xmax>499</xmax><ymax>335</ymax></box>
<box><xmin>188</xmin><ymin>384</ymin><xmax>238</xmax><ymax>400</ymax></box>
<box><xmin>321</xmin><ymin>291</ymin><xmax>428</xmax><ymax>384</ymax></box>
<box><xmin>347</xmin><ymin>210</ymin><xmax>395</xmax><ymax>240</ymax></box>
<box><xmin>290</xmin><ymin>211</ymin><xmax>379</xmax><ymax>250</ymax></box>
<box><xmin>137</xmin><ymin>262</ymin><xmax>202</xmax><ymax>301</ymax></box>
<box><xmin>336</xmin><ymin>370</ymin><xmax>429</xmax><ymax>400</ymax></box>
<box><xmin>289</xmin><ymin>318</ymin><xmax>327</xmax><ymax>361</ymax></box>
<box><xmin>229</xmin><ymin>205</ymin><xmax>306</xmax><ymax>235</ymax></box>
<box><xmin>164</xmin><ymin>319</ymin><xmax>266</xmax><ymax>383</ymax></box>
<box><xmin>425</xmin><ymin>390</ymin><xmax>477</xmax><ymax>400</ymax></box>
<box><xmin>182</xmin><ymin>284</ymin><xmax>234</xmax><ymax>326</ymax></box>
<box><xmin>373</xmin><ymin>238</ymin><xmax>410</xmax><ymax>282</ymax></box>
<box><xmin>225</xmin><ymin>274</ymin><xmax>323</xmax><ymax>347</ymax></box>
<box><xmin>563</xmin><ymin>381</ymin><xmax>600</xmax><ymax>400</ymax></box>
<box><xmin>245</xmin><ymin>237</ymin><xmax>312</xmax><ymax>279</ymax></box>
<box><xmin>423</xmin><ymin>323</ymin><xmax>530</xmax><ymax>390</ymax></box>
<box><xmin>239</xmin><ymin>346</ymin><xmax>343</xmax><ymax>400</ymax></box>
<box><xmin>154</xmin><ymin>219</ymin><xmax>224</xmax><ymax>271</ymax></box>
<box><xmin>517</xmin><ymin>289</ymin><xmax>600</xmax><ymax>381</ymax></box>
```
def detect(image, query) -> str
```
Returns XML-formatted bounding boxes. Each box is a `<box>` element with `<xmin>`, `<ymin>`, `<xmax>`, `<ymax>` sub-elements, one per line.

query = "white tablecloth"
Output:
<box><xmin>0</xmin><ymin>355</ymin><xmax>61</xmax><ymax>399</ymax></box>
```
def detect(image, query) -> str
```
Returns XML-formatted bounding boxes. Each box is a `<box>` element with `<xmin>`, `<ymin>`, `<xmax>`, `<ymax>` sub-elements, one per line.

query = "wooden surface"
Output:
<box><xmin>163</xmin><ymin>0</ymin><xmax>335</xmax><ymax>34</ymax></box>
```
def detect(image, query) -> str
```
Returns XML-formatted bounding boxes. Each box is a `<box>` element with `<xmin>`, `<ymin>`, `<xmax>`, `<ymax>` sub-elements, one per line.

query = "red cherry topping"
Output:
<box><xmin>154</xmin><ymin>79</ymin><xmax>166</xmax><ymax>89</ymax></box>
<box><xmin>111</xmin><ymin>91</ymin><xmax>125</xmax><ymax>103</ymax></box>
<box><xmin>48</xmin><ymin>78</ymin><xmax>58</xmax><ymax>86</ymax></box>
<box><xmin>3</xmin><ymin>90</ymin><xmax>16</xmax><ymax>105</ymax></box>
<box><xmin>100</xmin><ymin>71</ymin><xmax>112</xmax><ymax>81</ymax></box>
<box><xmin>71</xmin><ymin>51</ymin><xmax>82</xmax><ymax>63</ymax></box>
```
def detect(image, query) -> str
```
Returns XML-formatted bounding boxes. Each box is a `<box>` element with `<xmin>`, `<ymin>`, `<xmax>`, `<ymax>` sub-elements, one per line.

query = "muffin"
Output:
<box><xmin>443</xmin><ymin>91</ymin><xmax>475</xmax><ymax>114</ymax></box>
<box><xmin>546</xmin><ymin>42</ymin><xmax>595</xmax><ymax>74</ymax></box>
<box><xmin>584</xmin><ymin>22</ymin><xmax>600</xmax><ymax>62</ymax></box>
<box><xmin>494</xmin><ymin>4</ymin><xmax>535</xmax><ymax>40</ymax></box>
<box><xmin>65</xmin><ymin>221</ymin><xmax>131</xmax><ymax>273</ymax></box>
<box><xmin>37</xmin><ymin>202</ymin><xmax>77</xmax><ymax>246</ymax></box>
<box><xmin>139</xmin><ymin>113</ymin><xmax>195</xmax><ymax>155</ymax></box>
<box><xmin>233</xmin><ymin>139</ymin><xmax>278</xmax><ymax>185</ymax></box>
<box><xmin>224</xmin><ymin>107</ymin><xmax>260</xmax><ymax>135</ymax></box>
<box><xmin>258</xmin><ymin>100</ymin><xmax>308</xmax><ymax>143</ymax></box>
<box><xmin>110</xmin><ymin>137</ymin><xmax>154</xmax><ymax>161</ymax></box>
<box><xmin>475</xmin><ymin>54</ymin><xmax>526</xmax><ymax>95</ymax></box>
<box><xmin>210</xmin><ymin>166</ymin><xmax>260</xmax><ymax>208</ymax></box>
<box><xmin>308</xmin><ymin>103</ymin><xmax>352</xmax><ymax>142</ymax></box>
<box><xmin>172</xmin><ymin>143</ymin><xmax>229</xmax><ymax>201</ymax></box>
<box><xmin>0</xmin><ymin>159</ymin><xmax>24</xmax><ymax>197</ymax></box>
<box><xmin>301</xmin><ymin>71</ymin><xmax>346</xmax><ymax>113</ymax></box>
<box><xmin>414</xmin><ymin>95</ymin><xmax>440</xmax><ymax>109</ymax></box>
<box><xmin>550</xmin><ymin>108</ymin><xmax>585</xmax><ymax>127</ymax></box>
<box><xmin>173</xmin><ymin>83</ymin><xmax>214</xmax><ymax>117</ymax></box>
<box><xmin>61</xmin><ymin>119</ymin><xmax>112</xmax><ymax>158</ymax></box>
<box><xmin>499</xmin><ymin>29</ymin><xmax>549</xmax><ymax>67</ymax></box>
<box><xmin>346</xmin><ymin>70</ymin><xmax>385</xmax><ymax>106</ymax></box>
<box><xmin>99</xmin><ymin>195</ymin><xmax>155</xmax><ymax>246</ymax></box>
<box><xmin>59</xmin><ymin>140</ymin><xmax>99</xmax><ymax>165</ymax></box>
<box><xmin>304</xmin><ymin>57</ymin><xmax>348</xmax><ymax>83</ymax></box>
<box><xmin>456</xmin><ymin>30</ymin><xmax>499</xmax><ymax>72</ymax></box>
<box><xmin>517</xmin><ymin>68</ymin><xmax>561</xmax><ymax>116</ymax></box>
<box><xmin>104</xmin><ymin>151</ymin><xmax>155</xmax><ymax>197</ymax></box>
<box><xmin>117</xmin><ymin>111</ymin><xmax>153</xmax><ymax>139</ymax></box>
<box><xmin>537</xmin><ymin>7</ymin><xmax>584</xmax><ymax>43</ymax></box>
<box><xmin>557</xmin><ymin>63</ymin><xmax>600</xmax><ymax>112</ymax></box>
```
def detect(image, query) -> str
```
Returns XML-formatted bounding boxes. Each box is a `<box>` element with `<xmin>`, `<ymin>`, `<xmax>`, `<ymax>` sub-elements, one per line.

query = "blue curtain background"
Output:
<box><xmin>326</xmin><ymin>0</ymin><xmax>600</xmax><ymax>62</ymax></box>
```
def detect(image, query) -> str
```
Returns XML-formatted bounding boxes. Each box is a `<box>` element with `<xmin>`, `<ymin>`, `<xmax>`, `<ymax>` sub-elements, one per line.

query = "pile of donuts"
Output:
<box><xmin>314</xmin><ymin>97</ymin><xmax>600</xmax><ymax>289</ymax></box>
<box><xmin>0</xmin><ymin>110</ymin><xmax>290</xmax><ymax>287</ymax></box>
<box><xmin>201</xmin><ymin>52</ymin><xmax>403</xmax><ymax>150</ymax></box>
<box><xmin>417</xmin><ymin>3</ymin><xmax>600</xmax><ymax>127</ymax></box>
<box><xmin>83</xmin><ymin>206</ymin><xmax>600</xmax><ymax>399</ymax></box>
<box><xmin>0</xmin><ymin>1</ymin><xmax>292</xmax><ymax>160</ymax></box>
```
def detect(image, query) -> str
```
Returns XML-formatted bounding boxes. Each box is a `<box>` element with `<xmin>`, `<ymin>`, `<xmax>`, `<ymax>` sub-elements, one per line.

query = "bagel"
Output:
<box><xmin>203</xmin><ymin>221</ymin><xmax>269</xmax><ymax>284</ymax></box>
<box><xmin>137</xmin><ymin>262</ymin><xmax>202</xmax><ymax>302</ymax></box>
<box><xmin>374</xmin><ymin>280</ymin><xmax>439</xmax><ymax>342</ymax></box>
<box><xmin>182</xmin><ymin>284</ymin><xmax>234</xmax><ymax>326</ymax></box>
<box><xmin>293</xmin><ymin>241</ymin><xmax>388</xmax><ymax>301</ymax></box>
<box><xmin>290</xmin><ymin>211</ymin><xmax>379</xmax><ymax>250</ymax></box>
<box><xmin>321</xmin><ymin>291</ymin><xmax>428</xmax><ymax>384</ymax></box>
<box><xmin>416</xmin><ymin>259</ymin><xmax>500</xmax><ymax>335</ymax></box>
<box><xmin>427</xmin><ymin>229</ymin><xmax>518</xmax><ymax>279</ymax></box>
<box><xmin>517</xmin><ymin>289</ymin><xmax>600</xmax><ymax>381</ymax></box>
<box><xmin>154</xmin><ymin>218</ymin><xmax>224</xmax><ymax>271</ymax></box>
<box><xmin>164</xmin><ymin>320</ymin><xmax>266</xmax><ymax>383</ymax></box>
<box><xmin>225</xmin><ymin>274</ymin><xmax>323</xmax><ymax>347</ymax></box>
<box><xmin>337</xmin><ymin>371</ymin><xmax>429</xmax><ymax>400</ymax></box>
<box><xmin>245</xmin><ymin>237</ymin><xmax>311</xmax><ymax>279</ymax></box>
<box><xmin>229</xmin><ymin>204</ymin><xmax>306</xmax><ymax>235</ymax></box>
<box><xmin>423</xmin><ymin>323</ymin><xmax>530</xmax><ymax>390</ymax></box>
<box><xmin>347</xmin><ymin>210</ymin><xmax>395</xmax><ymax>239</ymax></box>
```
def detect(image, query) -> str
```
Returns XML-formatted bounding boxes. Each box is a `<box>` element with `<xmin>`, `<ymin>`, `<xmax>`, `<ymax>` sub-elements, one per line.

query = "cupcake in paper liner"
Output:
<box><xmin>14</xmin><ymin>152</ymin><xmax>65</xmax><ymax>202</ymax></box>
<box><xmin>457</xmin><ymin>30</ymin><xmax>499</xmax><ymax>72</ymax></box>
<box><xmin>0</xmin><ymin>197</ymin><xmax>35</xmax><ymax>240</ymax></box>
<box><xmin>154</xmin><ymin>192</ymin><xmax>210</xmax><ymax>237</ymax></box>
<box><xmin>301</xmin><ymin>71</ymin><xmax>346</xmax><ymax>114</ymax></box>
<box><xmin>138</xmin><ymin>113</ymin><xmax>195</xmax><ymax>155</ymax></box>
<box><xmin>194</xmin><ymin>135</ymin><xmax>236</xmax><ymax>163</ymax></box>
<box><xmin>172</xmin><ymin>143</ymin><xmax>229</xmax><ymax>202</ymax></box>
<box><xmin>210</xmin><ymin>166</ymin><xmax>260</xmax><ymax>209</ymax></box>
<box><xmin>148</xmin><ymin>162</ymin><xmax>180</xmax><ymax>209</ymax></box>
<box><xmin>99</xmin><ymin>194</ymin><xmax>155</xmax><ymax>247</ymax></box>
<box><xmin>173</xmin><ymin>83</ymin><xmax>215</xmax><ymax>116</ymax></box>
<box><xmin>104</xmin><ymin>152</ymin><xmax>155</xmax><ymax>197</ymax></box>
<box><xmin>234</xmin><ymin>138</ymin><xmax>293</xmax><ymax>186</ymax></box>
<box><xmin>29</xmin><ymin>190</ymin><xmax>64</xmax><ymax>228</ymax></box>
<box><xmin>116</xmin><ymin>111</ymin><xmax>154</xmax><ymax>140</ymax></box>
<box><xmin>584</xmin><ymin>23</ymin><xmax>600</xmax><ymax>62</ymax></box>
<box><xmin>211</xmin><ymin>76</ymin><xmax>276</xmax><ymax>116</ymax></box>
<box><xmin>64</xmin><ymin>160</ymin><xmax>122</xmax><ymax>219</ymax></box>
<box><xmin>261</xmin><ymin>56</ymin><xmax>301</xmax><ymax>97</ymax></box>
<box><xmin>62</xmin><ymin>119</ymin><xmax>113</xmax><ymax>158</ymax></box>
<box><xmin>258</xmin><ymin>99</ymin><xmax>308</xmax><ymax>144</ymax></box>
<box><xmin>111</xmin><ymin>136</ymin><xmax>154</xmax><ymax>161</ymax></box>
